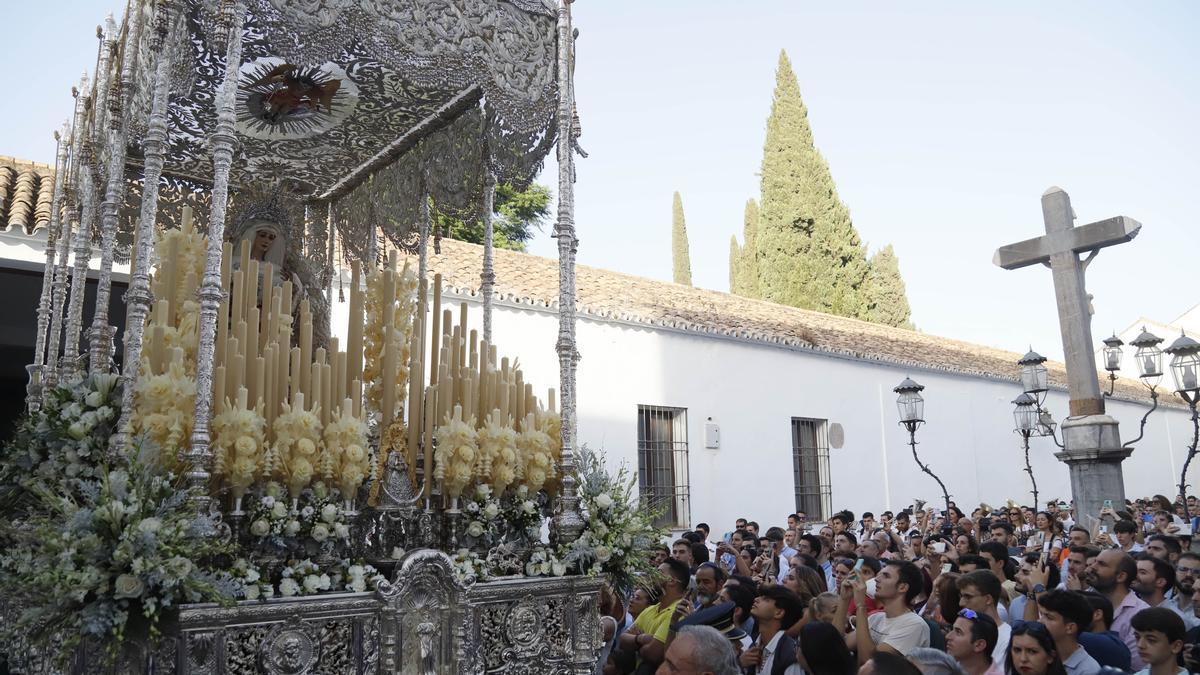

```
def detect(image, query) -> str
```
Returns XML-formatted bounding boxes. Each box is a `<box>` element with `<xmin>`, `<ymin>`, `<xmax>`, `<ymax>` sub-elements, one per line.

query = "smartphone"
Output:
<box><xmin>941</xmin><ymin>563</ymin><xmax>952</xmax><ymax>574</ymax></box>
<box><xmin>1103</xmin><ymin>499</ymin><xmax>1113</xmax><ymax>510</ymax></box>
<box><xmin>1099</xmin><ymin>525</ymin><xmax>1109</xmax><ymax>535</ymax></box>
<box><xmin>853</xmin><ymin>558</ymin><xmax>865</xmax><ymax>572</ymax></box>
<box><xmin>931</xmin><ymin>542</ymin><xmax>947</xmax><ymax>554</ymax></box>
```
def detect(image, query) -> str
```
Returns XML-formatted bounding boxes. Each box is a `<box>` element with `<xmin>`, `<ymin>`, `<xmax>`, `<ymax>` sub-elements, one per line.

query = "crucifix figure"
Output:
<box><xmin>994</xmin><ymin>186</ymin><xmax>1142</xmax><ymax>521</ymax></box>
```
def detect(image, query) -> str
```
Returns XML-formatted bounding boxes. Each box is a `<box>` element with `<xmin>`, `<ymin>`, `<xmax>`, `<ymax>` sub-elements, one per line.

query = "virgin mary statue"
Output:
<box><xmin>226</xmin><ymin>192</ymin><xmax>331</xmax><ymax>349</ymax></box>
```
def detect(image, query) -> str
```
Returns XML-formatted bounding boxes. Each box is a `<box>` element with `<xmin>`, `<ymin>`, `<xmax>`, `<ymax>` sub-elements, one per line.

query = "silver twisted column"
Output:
<box><xmin>28</xmin><ymin>124</ymin><xmax>71</xmax><ymax>410</ymax></box>
<box><xmin>480</xmin><ymin>168</ymin><xmax>496</xmax><ymax>344</ymax></box>
<box><xmin>187</xmin><ymin>1</ymin><xmax>245</xmax><ymax>508</ymax></box>
<box><xmin>551</xmin><ymin>0</ymin><xmax>584</xmax><ymax>546</ymax></box>
<box><xmin>44</xmin><ymin>76</ymin><xmax>89</xmax><ymax>395</ymax></box>
<box><xmin>90</xmin><ymin>11</ymin><xmax>139</xmax><ymax>375</ymax></box>
<box><xmin>65</xmin><ymin>25</ymin><xmax>114</xmax><ymax>380</ymax></box>
<box><xmin>113</xmin><ymin>1</ymin><xmax>178</xmax><ymax>451</ymax></box>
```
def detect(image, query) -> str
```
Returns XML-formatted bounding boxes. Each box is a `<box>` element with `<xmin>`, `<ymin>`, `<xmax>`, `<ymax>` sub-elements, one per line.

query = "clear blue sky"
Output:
<box><xmin>5</xmin><ymin>1</ymin><xmax>1198</xmax><ymax>365</ymax></box>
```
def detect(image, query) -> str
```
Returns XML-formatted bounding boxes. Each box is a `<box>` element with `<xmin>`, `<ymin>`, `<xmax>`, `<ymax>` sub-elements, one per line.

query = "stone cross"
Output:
<box><xmin>994</xmin><ymin>187</ymin><xmax>1142</xmax><ymax>522</ymax></box>
<box><xmin>994</xmin><ymin>187</ymin><xmax>1141</xmax><ymax>416</ymax></box>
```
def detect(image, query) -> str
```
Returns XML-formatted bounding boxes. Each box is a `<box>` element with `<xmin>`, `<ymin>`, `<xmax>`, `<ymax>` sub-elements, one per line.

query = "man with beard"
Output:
<box><xmin>693</xmin><ymin>563</ymin><xmax>726</xmax><ymax>611</ymax></box>
<box><xmin>837</xmin><ymin>560</ymin><xmax>931</xmax><ymax>661</ymax></box>
<box><xmin>619</xmin><ymin>558</ymin><xmax>689</xmax><ymax>670</ymax></box>
<box><xmin>834</xmin><ymin>532</ymin><xmax>858</xmax><ymax>559</ymax></box>
<box><xmin>1144</xmin><ymin>535</ymin><xmax>1182</xmax><ymax>566</ymax></box>
<box><xmin>1085</xmin><ymin>549</ymin><xmax>1149</xmax><ymax>670</ymax></box>
<box><xmin>1168</xmin><ymin>553</ymin><xmax>1200</xmax><ymax>630</ymax></box>
<box><xmin>1134</xmin><ymin>556</ymin><xmax>1176</xmax><ymax>614</ymax></box>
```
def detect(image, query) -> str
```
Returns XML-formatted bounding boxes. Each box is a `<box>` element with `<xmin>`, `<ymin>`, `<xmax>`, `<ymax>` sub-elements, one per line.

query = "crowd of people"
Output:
<box><xmin>599</xmin><ymin>493</ymin><xmax>1200</xmax><ymax>675</ymax></box>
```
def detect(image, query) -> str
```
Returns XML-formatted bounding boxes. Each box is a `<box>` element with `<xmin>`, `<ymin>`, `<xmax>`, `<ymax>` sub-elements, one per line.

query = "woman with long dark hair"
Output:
<box><xmin>798</xmin><ymin>621</ymin><xmax>855</xmax><ymax>675</ymax></box>
<box><xmin>1006</xmin><ymin>622</ymin><xmax>1067</xmax><ymax>675</ymax></box>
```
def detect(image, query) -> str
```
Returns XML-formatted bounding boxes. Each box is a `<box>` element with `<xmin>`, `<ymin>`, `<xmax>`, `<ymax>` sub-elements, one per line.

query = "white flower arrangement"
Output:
<box><xmin>245</xmin><ymin>480</ymin><xmax>351</xmax><ymax>556</ymax></box>
<box><xmin>524</xmin><ymin>545</ymin><xmax>567</xmax><ymax>578</ymax></box>
<box><xmin>557</xmin><ymin>445</ymin><xmax>666</xmax><ymax>594</ymax></box>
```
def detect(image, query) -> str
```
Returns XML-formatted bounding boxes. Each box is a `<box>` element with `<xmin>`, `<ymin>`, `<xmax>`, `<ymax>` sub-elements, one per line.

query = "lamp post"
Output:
<box><xmin>1013</xmin><ymin>393</ymin><xmax>1040</xmax><ymax>507</ymax></box>
<box><xmin>1017</xmin><ymin>349</ymin><xmax>1060</xmax><ymax>443</ymax></box>
<box><xmin>1166</xmin><ymin>332</ymin><xmax>1200</xmax><ymax>507</ymax></box>
<box><xmin>1119</xmin><ymin>328</ymin><xmax>1164</xmax><ymax>448</ymax></box>
<box><xmin>1102</xmin><ymin>334</ymin><xmax>1124</xmax><ymax>396</ymax></box>
<box><xmin>894</xmin><ymin>377</ymin><xmax>951</xmax><ymax>513</ymax></box>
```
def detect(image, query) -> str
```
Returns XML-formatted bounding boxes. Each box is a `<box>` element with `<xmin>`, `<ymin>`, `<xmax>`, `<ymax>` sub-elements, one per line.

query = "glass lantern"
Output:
<box><xmin>1102</xmin><ymin>334</ymin><xmax>1124</xmax><ymax>373</ymax></box>
<box><xmin>1130</xmin><ymin>327</ymin><xmax>1164</xmax><ymax>386</ymax></box>
<box><xmin>1165</xmin><ymin>332</ymin><xmax>1200</xmax><ymax>401</ymax></box>
<box><xmin>893</xmin><ymin>377</ymin><xmax>925</xmax><ymax>424</ymax></box>
<box><xmin>1012</xmin><ymin>393</ymin><xmax>1039</xmax><ymax>434</ymax></box>
<box><xmin>1018</xmin><ymin>349</ymin><xmax>1049</xmax><ymax>398</ymax></box>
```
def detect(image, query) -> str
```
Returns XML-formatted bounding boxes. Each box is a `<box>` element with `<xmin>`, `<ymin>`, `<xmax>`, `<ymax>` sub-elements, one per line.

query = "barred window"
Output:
<box><xmin>792</xmin><ymin>418</ymin><xmax>831</xmax><ymax>520</ymax></box>
<box><xmin>637</xmin><ymin>405</ymin><xmax>690</xmax><ymax>529</ymax></box>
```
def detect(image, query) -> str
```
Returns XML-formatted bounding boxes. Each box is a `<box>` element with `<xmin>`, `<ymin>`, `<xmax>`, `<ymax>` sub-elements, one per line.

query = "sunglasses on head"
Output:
<box><xmin>958</xmin><ymin>609</ymin><xmax>980</xmax><ymax>621</ymax></box>
<box><xmin>1013</xmin><ymin>621</ymin><xmax>1050</xmax><ymax>637</ymax></box>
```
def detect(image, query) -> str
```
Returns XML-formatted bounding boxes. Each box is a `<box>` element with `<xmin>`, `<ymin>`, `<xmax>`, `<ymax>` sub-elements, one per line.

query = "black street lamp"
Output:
<box><xmin>1165</xmin><ymin>332</ymin><xmax>1200</xmax><ymax>507</ymax></box>
<box><xmin>894</xmin><ymin>377</ymin><xmax>950</xmax><ymax>513</ymax></box>
<box><xmin>1012</xmin><ymin>393</ymin><xmax>1040</xmax><ymax>507</ymax></box>
<box><xmin>1117</xmin><ymin>328</ymin><xmax>1164</xmax><ymax>449</ymax></box>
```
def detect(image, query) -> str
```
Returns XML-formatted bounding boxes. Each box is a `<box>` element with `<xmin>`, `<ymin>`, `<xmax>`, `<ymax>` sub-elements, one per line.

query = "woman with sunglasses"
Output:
<box><xmin>1006</xmin><ymin>622</ymin><xmax>1067</xmax><ymax>675</ymax></box>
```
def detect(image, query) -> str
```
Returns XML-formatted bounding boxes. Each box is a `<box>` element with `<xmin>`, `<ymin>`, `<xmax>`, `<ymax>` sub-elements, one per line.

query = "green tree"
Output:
<box><xmin>754</xmin><ymin>50</ymin><xmax>870</xmax><ymax>318</ymax></box>
<box><xmin>437</xmin><ymin>182</ymin><xmax>552</xmax><ymax>251</ymax></box>
<box><xmin>671</xmin><ymin>191</ymin><xmax>693</xmax><ymax>286</ymax></box>
<box><xmin>729</xmin><ymin>235</ymin><xmax>743</xmax><ymax>294</ymax></box>
<box><xmin>735</xmin><ymin>198</ymin><xmax>761</xmax><ymax>297</ymax></box>
<box><xmin>865</xmin><ymin>244</ymin><xmax>913</xmax><ymax>329</ymax></box>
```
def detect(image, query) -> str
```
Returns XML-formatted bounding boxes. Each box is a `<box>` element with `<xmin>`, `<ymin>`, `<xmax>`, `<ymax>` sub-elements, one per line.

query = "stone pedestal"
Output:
<box><xmin>1054</xmin><ymin>414</ymin><xmax>1132</xmax><ymax>525</ymax></box>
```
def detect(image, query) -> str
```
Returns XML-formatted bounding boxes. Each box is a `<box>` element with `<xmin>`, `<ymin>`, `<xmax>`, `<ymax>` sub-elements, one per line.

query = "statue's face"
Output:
<box><xmin>254</xmin><ymin>227</ymin><xmax>278</xmax><ymax>256</ymax></box>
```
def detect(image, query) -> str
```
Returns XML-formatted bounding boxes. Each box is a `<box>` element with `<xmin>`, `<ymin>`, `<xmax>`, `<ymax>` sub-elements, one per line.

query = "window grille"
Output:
<box><xmin>792</xmin><ymin>417</ymin><xmax>832</xmax><ymax>520</ymax></box>
<box><xmin>637</xmin><ymin>405</ymin><xmax>690</xmax><ymax>528</ymax></box>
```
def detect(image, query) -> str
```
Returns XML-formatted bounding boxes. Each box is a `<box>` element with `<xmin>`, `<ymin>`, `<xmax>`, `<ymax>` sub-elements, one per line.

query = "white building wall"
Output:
<box><xmin>332</xmin><ymin>291</ymin><xmax>1196</xmax><ymax>532</ymax></box>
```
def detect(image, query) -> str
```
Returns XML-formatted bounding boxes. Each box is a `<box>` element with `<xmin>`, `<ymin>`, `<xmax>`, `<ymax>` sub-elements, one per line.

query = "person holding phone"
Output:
<box><xmin>835</xmin><ymin>560</ymin><xmax>931</xmax><ymax>663</ymax></box>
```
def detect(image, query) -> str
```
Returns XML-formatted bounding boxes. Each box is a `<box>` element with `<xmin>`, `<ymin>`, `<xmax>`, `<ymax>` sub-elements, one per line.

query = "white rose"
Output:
<box><xmin>348</xmin><ymin>577</ymin><xmax>366</xmax><ymax>593</ymax></box>
<box><xmin>67</xmin><ymin>422</ymin><xmax>86</xmax><ymax>440</ymax></box>
<box><xmin>261</xmin><ymin>495</ymin><xmax>275</xmax><ymax>508</ymax></box>
<box><xmin>516</xmin><ymin>485</ymin><xmax>528</xmax><ymax>497</ymax></box>
<box><xmin>250</xmin><ymin>520</ymin><xmax>270</xmax><ymax>537</ymax></box>
<box><xmin>348</xmin><ymin>565</ymin><xmax>365</xmax><ymax>578</ymax></box>
<box><xmin>595</xmin><ymin>493</ymin><xmax>614</xmax><ymax>510</ymax></box>
<box><xmin>311</xmin><ymin>523</ymin><xmax>330</xmax><ymax>542</ymax></box>
<box><xmin>334</xmin><ymin>523</ymin><xmax>350</xmax><ymax>539</ymax></box>
<box><xmin>279</xmin><ymin>578</ymin><xmax>300</xmax><ymax>597</ymax></box>
<box><xmin>96</xmin><ymin>406</ymin><xmax>114</xmax><ymax>420</ymax></box>
<box><xmin>262</xmin><ymin>584</ymin><xmax>275</xmax><ymax>598</ymax></box>
<box><xmin>321</xmin><ymin>504</ymin><xmax>339</xmax><ymax>523</ymax></box>
<box><xmin>594</xmin><ymin>545</ymin><xmax>612</xmax><ymax>563</ymax></box>
<box><xmin>522</xmin><ymin>501</ymin><xmax>536</xmax><ymax>515</ymax></box>
<box><xmin>244</xmin><ymin>584</ymin><xmax>261</xmax><ymax>600</ymax></box>
<box><xmin>319</xmin><ymin>574</ymin><xmax>331</xmax><ymax>590</ymax></box>
<box><xmin>114</xmin><ymin>574</ymin><xmax>144</xmax><ymax>599</ymax></box>
<box><xmin>303</xmin><ymin>575</ymin><xmax>323</xmax><ymax>594</ymax></box>
<box><xmin>467</xmin><ymin>521</ymin><xmax>485</xmax><ymax>538</ymax></box>
<box><xmin>85</xmin><ymin>391</ymin><xmax>104</xmax><ymax>407</ymax></box>
<box><xmin>594</xmin><ymin>522</ymin><xmax>608</xmax><ymax>537</ymax></box>
<box><xmin>138</xmin><ymin>517</ymin><xmax>163</xmax><ymax>534</ymax></box>
<box><xmin>551</xmin><ymin>561</ymin><xmax>567</xmax><ymax>577</ymax></box>
<box><xmin>391</xmin><ymin>547</ymin><xmax>406</xmax><ymax>560</ymax></box>
<box><xmin>271</xmin><ymin>502</ymin><xmax>288</xmax><ymax>519</ymax></box>
<box><xmin>483</xmin><ymin>503</ymin><xmax>500</xmax><ymax>519</ymax></box>
<box><xmin>245</xmin><ymin>569</ymin><xmax>261</xmax><ymax>583</ymax></box>
<box><xmin>285</xmin><ymin>520</ymin><xmax>301</xmax><ymax>536</ymax></box>
<box><xmin>476</xmin><ymin>484</ymin><xmax>492</xmax><ymax>499</ymax></box>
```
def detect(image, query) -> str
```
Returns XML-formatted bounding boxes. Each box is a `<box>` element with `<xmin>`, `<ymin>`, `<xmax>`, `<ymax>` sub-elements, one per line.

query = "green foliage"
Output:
<box><xmin>671</xmin><ymin>191</ymin><xmax>693</xmax><ymax>286</ymax></box>
<box><xmin>730</xmin><ymin>199</ymin><xmax>762</xmax><ymax>296</ymax></box>
<box><xmin>754</xmin><ymin>50</ymin><xmax>870</xmax><ymax>318</ymax></box>
<box><xmin>729</xmin><ymin>235</ymin><xmax>743</xmax><ymax>294</ymax></box>
<box><xmin>865</xmin><ymin>244</ymin><xmax>914</xmax><ymax>329</ymax></box>
<box><xmin>438</xmin><ymin>182</ymin><xmax>552</xmax><ymax>252</ymax></box>
<box><xmin>0</xmin><ymin>375</ymin><xmax>236</xmax><ymax>663</ymax></box>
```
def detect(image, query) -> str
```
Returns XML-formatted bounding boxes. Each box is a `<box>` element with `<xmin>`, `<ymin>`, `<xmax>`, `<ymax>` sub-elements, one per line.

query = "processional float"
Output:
<box><xmin>3</xmin><ymin>0</ymin><xmax>631</xmax><ymax>672</ymax></box>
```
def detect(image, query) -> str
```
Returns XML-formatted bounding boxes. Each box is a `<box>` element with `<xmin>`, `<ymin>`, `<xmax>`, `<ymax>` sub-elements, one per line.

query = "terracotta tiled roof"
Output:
<box><xmin>410</xmin><ymin>238</ymin><xmax>1167</xmax><ymax>408</ymax></box>
<box><xmin>0</xmin><ymin>157</ymin><xmax>55</xmax><ymax>235</ymax></box>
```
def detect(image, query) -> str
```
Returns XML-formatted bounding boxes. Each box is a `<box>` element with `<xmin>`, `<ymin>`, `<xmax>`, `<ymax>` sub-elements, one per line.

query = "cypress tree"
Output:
<box><xmin>754</xmin><ymin>50</ymin><xmax>870</xmax><ymax>318</ymax></box>
<box><xmin>739</xmin><ymin>198</ymin><xmax>762</xmax><ymax>298</ymax></box>
<box><xmin>865</xmin><ymin>244</ymin><xmax>913</xmax><ymax>329</ymax></box>
<box><xmin>671</xmin><ymin>191</ymin><xmax>693</xmax><ymax>286</ymax></box>
<box><xmin>729</xmin><ymin>235</ymin><xmax>743</xmax><ymax>294</ymax></box>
